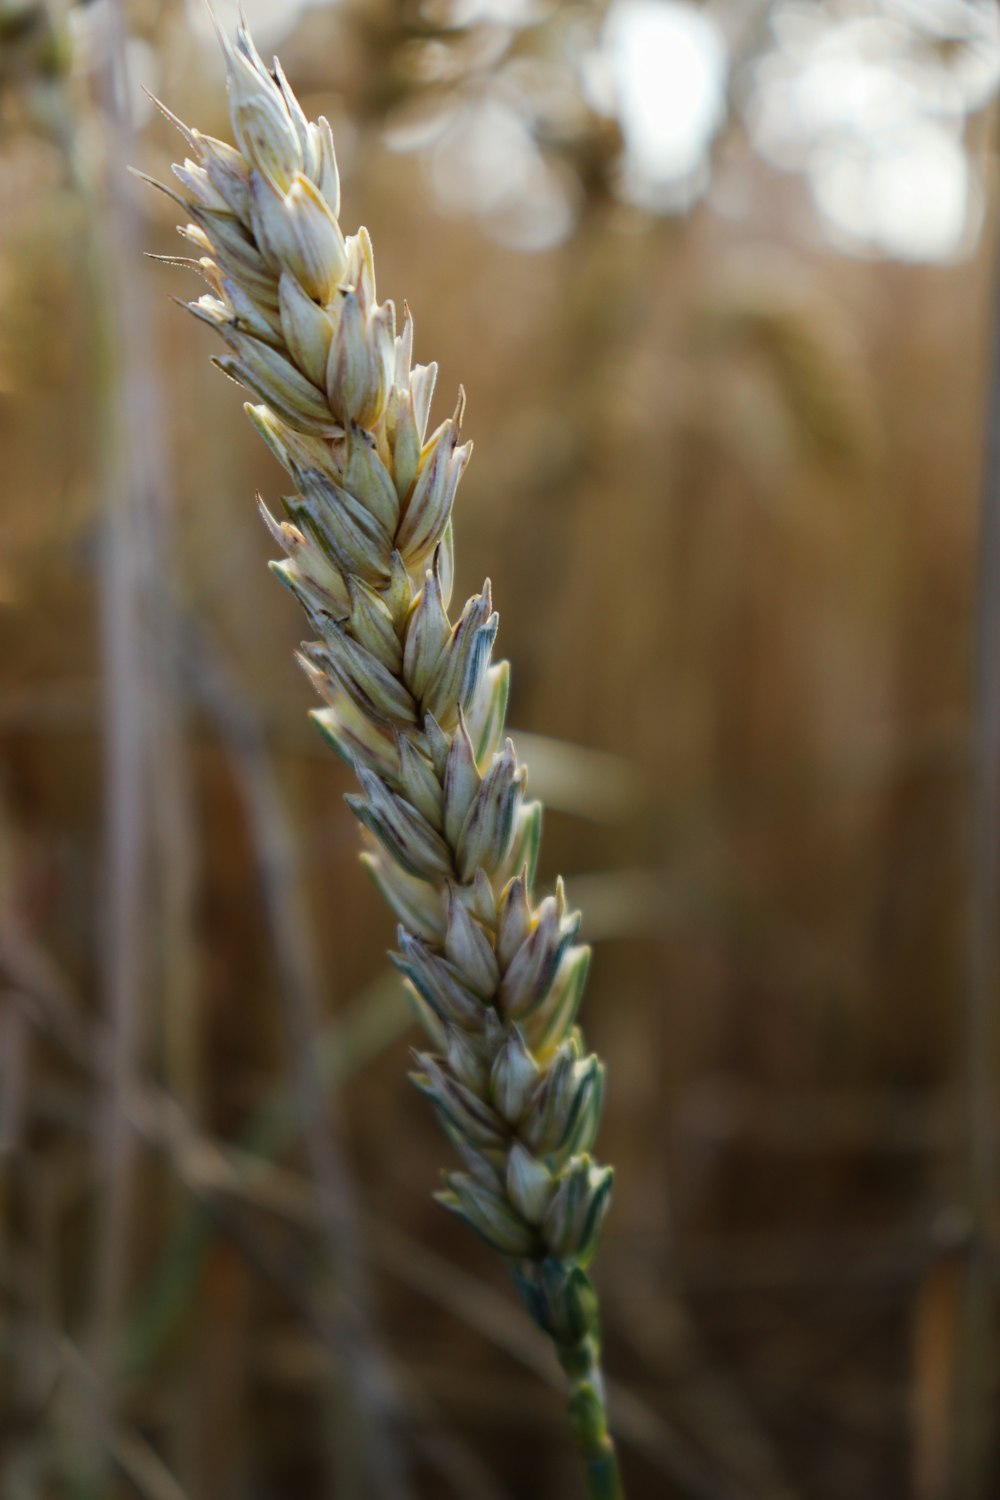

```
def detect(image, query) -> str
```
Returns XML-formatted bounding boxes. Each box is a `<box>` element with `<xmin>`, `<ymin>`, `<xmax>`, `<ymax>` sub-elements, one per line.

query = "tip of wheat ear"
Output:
<box><xmin>148</xmin><ymin>14</ymin><xmax>615</xmax><ymax>1296</ymax></box>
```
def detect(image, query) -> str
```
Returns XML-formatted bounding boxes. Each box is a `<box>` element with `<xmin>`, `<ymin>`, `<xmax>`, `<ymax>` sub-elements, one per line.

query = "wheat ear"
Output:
<box><xmin>144</xmin><ymin>22</ymin><xmax>623</xmax><ymax>1496</ymax></box>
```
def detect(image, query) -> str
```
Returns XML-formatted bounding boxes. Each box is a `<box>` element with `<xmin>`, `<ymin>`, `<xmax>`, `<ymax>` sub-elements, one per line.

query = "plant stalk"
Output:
<box><xmin>558</xmin><ymin>1338</ymin><xmax>625</xmax><ymax>1499</ymax></box>
<box><xmin>148</xmin><ymin>23</ymin><xmax>625</xmax><ymax>1491</ymax></box>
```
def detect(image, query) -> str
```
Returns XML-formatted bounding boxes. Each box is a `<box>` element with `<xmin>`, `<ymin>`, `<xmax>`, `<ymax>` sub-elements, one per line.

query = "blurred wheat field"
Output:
<box><xmin>1</xmin><ymin>2</ymin><xmax>999</xmax><ymax>1498</ymax></box>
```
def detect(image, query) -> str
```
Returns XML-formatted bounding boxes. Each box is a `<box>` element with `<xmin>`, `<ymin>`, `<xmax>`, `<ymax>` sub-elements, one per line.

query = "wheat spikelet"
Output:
<box><xmin>145</xmin><ymin>21</ymin><xmax>622</xmax><ymax>1493</ymax></box>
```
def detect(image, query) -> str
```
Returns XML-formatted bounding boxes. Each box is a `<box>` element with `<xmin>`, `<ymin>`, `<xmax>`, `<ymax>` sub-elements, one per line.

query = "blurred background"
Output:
<box><xmin>1</xmin><ymin>1</ymin><xmax>999</xmax><ymax>1496</ymax></box>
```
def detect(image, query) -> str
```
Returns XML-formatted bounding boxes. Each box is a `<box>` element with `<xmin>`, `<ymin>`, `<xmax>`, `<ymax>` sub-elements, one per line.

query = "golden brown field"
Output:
<box><xmin>1</xmin><ymin>2</ymin><xmax>998</xmax><ymax>1497</ymax></box>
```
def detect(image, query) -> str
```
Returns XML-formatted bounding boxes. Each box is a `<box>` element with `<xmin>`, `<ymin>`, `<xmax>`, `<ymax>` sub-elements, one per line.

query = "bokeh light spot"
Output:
<box><xmin>602</xmin><ymin>0</ymin><xmax>727</xmax><ymax>212</ymax></box>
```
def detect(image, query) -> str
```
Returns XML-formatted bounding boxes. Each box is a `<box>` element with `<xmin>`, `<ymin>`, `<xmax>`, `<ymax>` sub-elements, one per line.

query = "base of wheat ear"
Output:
<box><xmin>144</xmin><ymin>21</ymin><xmax>623</xmax><ymax>1496</ymax></box>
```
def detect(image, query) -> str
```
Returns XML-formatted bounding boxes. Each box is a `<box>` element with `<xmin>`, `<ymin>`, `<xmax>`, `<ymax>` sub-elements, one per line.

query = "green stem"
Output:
<box><xmin>558</xmin><ymin>1336</ymin><xmax>626</xmax><ymax>1500</ymax></box>
<box><xmin>511</xmin><ymin>1260</ymin><xmax>625</xmax><ymax>1498</ymax></box>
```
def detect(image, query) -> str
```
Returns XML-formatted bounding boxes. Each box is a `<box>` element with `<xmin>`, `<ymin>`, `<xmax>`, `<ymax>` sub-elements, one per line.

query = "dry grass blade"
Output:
<box><xmin>957</xmin><ymin>203</ymin><xmax>1000</xmax><ymax>1500</ymax></box>
<box><xmin>89</xmin><ymin>8</ymin><xmax>156</xmax><ymax>1490</ymax></box>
